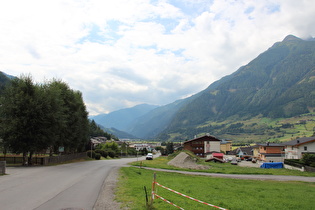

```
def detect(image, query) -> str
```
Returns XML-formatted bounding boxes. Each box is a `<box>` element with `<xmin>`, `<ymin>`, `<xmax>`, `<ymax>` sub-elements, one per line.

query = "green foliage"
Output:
<box><xmin>165</xmin><ymin>142</ymin><xmax>174</xmax><ymax>155</ymax></box>
<box><xmin>108</xmin><ymin>150</ymin><xmax>116</xmax><ymax>158</ymax></box>
<box><xmin>0</xmin><ymin>75</ymin><xmax>90</xmax><ymax>164</ymax></box>
<box><xmin>301</xmin><ymin>153</ymin><xmax>315</xmax><ymax>166</ymax></box>
<box><xmin>94</xmin><ymin>153</ymin><xmax>101</xmax><ymax>160</ymax></box>
<box><xmin>0</xmin><ymin>71</ymin><xmax>11</xmax><ymax>94</ymax></box>
<box><xmin>89</xmin><ymin>120</ymin><xmax>116</xmax><ymax>140</ymax></box>
<box><xmin>87</xmin><ymin>150</ymin><xmax>95</xmax><ymax>158</ymax></box>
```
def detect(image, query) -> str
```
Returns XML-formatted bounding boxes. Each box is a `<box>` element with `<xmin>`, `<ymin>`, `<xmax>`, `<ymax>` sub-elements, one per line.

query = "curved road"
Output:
<box><xmin>0</xmin><ymin>157</ymin><xmax>144</xmax><ymax>210</ymax></box>
<box><xmin>2</xmin><ymin>157</ymin><xmax>314</xmax><ymax>210</ymax></box>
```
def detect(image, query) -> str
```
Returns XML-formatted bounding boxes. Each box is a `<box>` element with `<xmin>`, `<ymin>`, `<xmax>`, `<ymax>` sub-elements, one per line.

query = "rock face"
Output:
<box><xmin>167</xmin><ymin>152</ymin><xmax>210</xmax><ymax>170</ymax></box>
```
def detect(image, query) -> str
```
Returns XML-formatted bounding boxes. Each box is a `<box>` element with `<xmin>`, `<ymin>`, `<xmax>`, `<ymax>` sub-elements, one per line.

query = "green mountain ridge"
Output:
<box><xmin>3</xmin><ymin>34</ymin><xmax>313</xmax><ymax>142</ymax></box>
<box><xmin>157</xmin><ymin>35</ymin><xmax>315</xmax><ymax>141</ymax></box>
<box><xmin>92</xmin><ymin>35</ymin><xmax>315</xmax><ymax>141</ymax></box>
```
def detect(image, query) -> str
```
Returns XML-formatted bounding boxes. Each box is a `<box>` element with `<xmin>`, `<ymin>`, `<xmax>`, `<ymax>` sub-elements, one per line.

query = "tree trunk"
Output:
<box><xmin>22</xmin><ymin>152</ymin><xmax>28</xmax><ymax>166</ymax></box>
<box><xmin>28</xmin><ymin>151</ymin><xmax>33</xmax><ymax>165</ymax></box>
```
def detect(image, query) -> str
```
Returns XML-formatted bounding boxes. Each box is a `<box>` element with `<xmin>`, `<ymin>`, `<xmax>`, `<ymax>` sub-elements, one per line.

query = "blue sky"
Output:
<box><xmin>0</xmin><ymin>0</ymin><xmax>314</xmax><ymax>115</ymax></box>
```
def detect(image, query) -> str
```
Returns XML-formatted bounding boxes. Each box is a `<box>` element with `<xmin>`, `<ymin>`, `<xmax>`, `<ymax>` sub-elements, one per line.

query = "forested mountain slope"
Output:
<box><xmin>165</xmin><ymin>35</ymin><xmax>315</xmax><ymax>133</ymax></box>
<box><xmin>0</xmin><ymin>71</ymin><xmax>12</xmax><ymax>93</ymax></box>
<box><xmin>91</xmin><ymin>35</ymin><xmax>315</xmax><ymax>141</ymax></box>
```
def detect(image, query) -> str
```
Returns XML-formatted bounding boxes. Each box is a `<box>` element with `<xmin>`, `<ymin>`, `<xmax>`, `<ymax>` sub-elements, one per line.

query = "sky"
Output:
<box><xmin>0</xmin><ymin>0</ymin><xmax>315</xmax><ymax>116</ymax></box>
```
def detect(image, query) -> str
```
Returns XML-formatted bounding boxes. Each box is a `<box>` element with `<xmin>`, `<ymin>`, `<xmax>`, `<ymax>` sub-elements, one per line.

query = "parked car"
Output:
<box><xmin>146</xmin><ymin>153</ymin><xmax>153</xmax><ymax>160</ymax></box>
<box><xmin>231</xmin><ymin>158</ymin><xmax>238</xmax><ymax>165</ymax></box>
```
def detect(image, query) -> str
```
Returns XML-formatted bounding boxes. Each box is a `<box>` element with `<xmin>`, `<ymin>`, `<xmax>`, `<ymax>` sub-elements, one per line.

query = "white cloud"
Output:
<box><xmin>0</xmin><ymin>0</ymin><xmax>314</xmax><ymax>115</ymax></box>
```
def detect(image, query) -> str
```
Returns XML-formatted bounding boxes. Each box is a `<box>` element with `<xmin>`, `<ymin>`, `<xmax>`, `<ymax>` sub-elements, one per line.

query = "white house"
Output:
<box><xmin>283</xmin><ymin>137</ymin><xmax>315</xmax><ymax>159</ymax></box>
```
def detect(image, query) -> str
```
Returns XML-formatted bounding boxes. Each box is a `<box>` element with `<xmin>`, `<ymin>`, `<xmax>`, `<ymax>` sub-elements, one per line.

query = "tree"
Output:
<box><xmin>0</xmin><ymin>75</ymin><xmax>52</xmax><ymax>164</ymax></box>
<box><xmin>0</xmin><ymin>75</ymin><xmax>90</xmax><ymax>165</ymax></box>
<box><xmin>48</xmin><ymin>80</ymin><xmax>89</xmax><ymax>153</ymax></box>
<box><xmin>166</xmin><ymin>142</ymin><xmax>174</xmax><ymax>155</ymax></box>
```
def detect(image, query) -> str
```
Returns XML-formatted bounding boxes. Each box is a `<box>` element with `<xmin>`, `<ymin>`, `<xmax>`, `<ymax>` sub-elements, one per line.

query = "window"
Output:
<box><xmin>304</xmin><ymin>146</ymin><xmax>307</xmax><ymax>151</ymax></box>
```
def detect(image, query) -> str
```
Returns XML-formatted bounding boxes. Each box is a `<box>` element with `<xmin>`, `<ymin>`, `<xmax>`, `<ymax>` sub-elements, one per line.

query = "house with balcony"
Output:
<box><xmin>257</xmin><ymin>143</ymin><xmax>285</xmax><ymax>162</ymax></box>
<box><xmin>183</xmin><ymin>134</ymin><xmax>221</xmax><ymax>158</ymax></box>
<box><xmin>283</xmin><ymin>137</ymin><xmax>315</xmax><ymax>159</ymax></box>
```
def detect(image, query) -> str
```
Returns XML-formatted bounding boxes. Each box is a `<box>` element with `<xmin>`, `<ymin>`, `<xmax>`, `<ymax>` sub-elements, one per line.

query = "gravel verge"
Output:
<box><xmin>93</xmin><ymin>166</ymin><xmax>122</xmax><ymax>210</ymax></box>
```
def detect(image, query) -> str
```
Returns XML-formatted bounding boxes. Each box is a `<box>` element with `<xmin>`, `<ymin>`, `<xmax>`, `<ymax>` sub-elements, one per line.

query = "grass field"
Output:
<box><xmin>116</xmin><ymin>167</ymin><xmax>315</xmax><ymax>210</ymax></box>
<box><xmin>130</xmin><ymin>155</ymin><xmax>315</xmax><ymax>177</ymax></box>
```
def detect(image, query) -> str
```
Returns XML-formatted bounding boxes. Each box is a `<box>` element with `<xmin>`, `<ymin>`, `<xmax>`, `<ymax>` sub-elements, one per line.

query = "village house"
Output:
<box><xmin>90</xmin><ymin>137</ymin><xmax>107</xmax><ymax>148</ymax></box>
<box><xmin>220</xmin><ymin>139</ymin><xmax>232</xmax><ymax>154</ymax></box>
<box><xmin>283</xmin><ymin>137</ymin><xmax>315</xmax><ymax>159</ymax></box>
<box><xmin>183</xmin><ymin>134</ymin><xmax>221</xmax><ymax>158</ymax></box>
<box><xmin>256</xmin><ymin>143</ymin><xmax>285</xmax><ymax>162</ymax></box>
<box><xmin>230</xmin><ymin>146</ymin><xmax>254</xmax><ymax>158</ymax></box>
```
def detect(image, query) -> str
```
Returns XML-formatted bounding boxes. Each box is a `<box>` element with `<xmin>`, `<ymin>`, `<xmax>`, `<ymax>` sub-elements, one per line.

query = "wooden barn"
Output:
<box><xmin>183</xmin><ymin>134</ymin><xmax>221</xmax><ymax>158</ymax></box>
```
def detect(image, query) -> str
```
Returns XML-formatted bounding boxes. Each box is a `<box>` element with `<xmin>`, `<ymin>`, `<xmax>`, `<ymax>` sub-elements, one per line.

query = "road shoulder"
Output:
<box><xmin>93</xmin><ymin>166</ymin><xmax>121</xmax><ymax>210</ymax></box>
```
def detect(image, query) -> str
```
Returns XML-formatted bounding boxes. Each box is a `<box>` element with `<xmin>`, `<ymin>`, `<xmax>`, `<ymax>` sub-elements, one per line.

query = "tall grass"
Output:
<box><xmin>116</xmin><ymin>167</ymin><xmax>315</xmax><ymax>210</ymax></box>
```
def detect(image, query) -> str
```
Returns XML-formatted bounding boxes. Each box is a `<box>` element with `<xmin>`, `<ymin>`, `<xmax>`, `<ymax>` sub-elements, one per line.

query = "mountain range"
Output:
<box><xmin>92</xmin><ymin>35</ymin><xmax>315</xmax><ymax>141</ymax></box>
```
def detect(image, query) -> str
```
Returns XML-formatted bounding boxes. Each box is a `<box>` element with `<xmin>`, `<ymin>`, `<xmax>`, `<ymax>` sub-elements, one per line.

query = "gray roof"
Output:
<box><xmin>283</xmin><ymin>137</ymin><xmax>315</xmax><ymax>146</ymax></box>
<box><xmin>260</xmin><ymin>153</ymin><xmax>284</xmax><ymax>157</ymax></box>
<box><xmin>256</xmin><ymin>143</ymin><xmax>284</xmax><ymax>147</ymax></box>
<box><xmin>184</xmin><ymin>135</ymin><xmax>221</xmax><ymax>144</ymax></box>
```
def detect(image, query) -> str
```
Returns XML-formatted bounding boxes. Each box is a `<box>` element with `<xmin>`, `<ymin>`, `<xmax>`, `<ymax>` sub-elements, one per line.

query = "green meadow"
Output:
<box><xmin>116</xmin><ymin>167</ymin><xmax>315</xmax><ymax>210</ymax></box>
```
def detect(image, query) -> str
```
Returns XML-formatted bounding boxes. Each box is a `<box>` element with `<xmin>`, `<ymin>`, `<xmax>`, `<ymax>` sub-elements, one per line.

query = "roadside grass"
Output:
<box><xmin>116</xmin><ymin>167</ymin><xmax>315</xmax><ymax>210</ymax></box>
<box><xmin>130</xmin><ymin>155</ymin><xmax>315</xmax><ymax>177</ymax></box>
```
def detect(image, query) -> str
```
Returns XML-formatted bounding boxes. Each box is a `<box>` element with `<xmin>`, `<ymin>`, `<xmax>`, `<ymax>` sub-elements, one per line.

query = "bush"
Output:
<box><xmin>102</xmin><ymin>151</ymin><xmax>108</xmax><ymax>158</ymax></box>
<box><xmin>95</xmin><ymin>153</ymin><xmax>101</xmax><ymax>160</ymax></box>
<box><xmin>301</xmin><ymin>153</ymin><xmax>315</xmax><ymax>166</ymax></box>
<box><xmin>87</xmin><ymin>150</ymin><xmax>96</xmax><ymax>158</ymax></box>
<box><xmin>108</xmin><ymin>150</ymin><xmax>116</xmax><ymax>158</ymax></box>
<box><xmin>95</xmin><ymin>149</ymin><xmax>103</xmax><ymax>155</ymax></box>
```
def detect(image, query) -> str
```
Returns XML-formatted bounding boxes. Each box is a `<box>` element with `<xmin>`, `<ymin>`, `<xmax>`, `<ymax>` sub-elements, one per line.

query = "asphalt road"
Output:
<box><xmin>0</xmin><ymin>156</ymin><xmax>144</xmax><ymax>210</ymax></box>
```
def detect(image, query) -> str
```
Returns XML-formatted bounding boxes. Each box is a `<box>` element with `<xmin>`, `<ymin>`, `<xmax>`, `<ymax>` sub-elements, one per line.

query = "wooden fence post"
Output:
<box><xmin>151</xmin><ymin>172</ymin><xmax>156</xmax><ymax>206</ymax></box>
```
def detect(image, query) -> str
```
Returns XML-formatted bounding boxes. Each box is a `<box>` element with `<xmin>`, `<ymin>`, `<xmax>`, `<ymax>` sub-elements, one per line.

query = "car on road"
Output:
<box><xmin>146</xmin><ymin>153</ymin><xmax>153</xmax><ymax>160</ymax></box>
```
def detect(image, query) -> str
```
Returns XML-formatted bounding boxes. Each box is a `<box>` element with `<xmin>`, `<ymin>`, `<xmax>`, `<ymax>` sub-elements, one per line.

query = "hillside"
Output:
<box><xmin>91</xmin><ymin>103</ymin><xmax>158</xmax><ymax>133</ymax></box>
<box><xmin>91</xmin><ymin>35</ymin><xmax>315</xmax><ymax>142</ymax></box>
<box><xmin>0</xmin><ymin>71</ymin><xmax>12</xmax><ymax>93</ymax></box>
<box><xmin>158</xmin><ymin>35</ymin><xmax>315</xmax><ymax>141</ymax></box>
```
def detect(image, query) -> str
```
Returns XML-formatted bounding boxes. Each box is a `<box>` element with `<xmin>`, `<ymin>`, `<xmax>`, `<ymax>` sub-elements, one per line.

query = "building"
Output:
<box><xmin>257</xmin><ymin>143</ymin><xmax>285</xmax><ymax>162</ymax></box>
<box><xmin>230</xmin><ymin>146</ymin><xmax>254</xmax><ymax>158</ymax></box>
<box><xmin>183</xmin><ymin>134</ymin><xmax>221</xmax><ymax>158</ymax></box>
<box><xmin>220</xmin><ymin>139</ymin><xmax>232</xmax><ymax>154</ymax></box>
<box><xmin>283</xmin><ymin>137</ymin><xmax>315</xmax><ymax>159</ymax></box>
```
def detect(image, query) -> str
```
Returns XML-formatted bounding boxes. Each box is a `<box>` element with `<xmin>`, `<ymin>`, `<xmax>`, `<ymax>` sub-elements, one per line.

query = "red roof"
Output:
<box><xmin>212</xmin><ymin>153</ymin><xmax>224</xmax><ymax>157</ymax></box>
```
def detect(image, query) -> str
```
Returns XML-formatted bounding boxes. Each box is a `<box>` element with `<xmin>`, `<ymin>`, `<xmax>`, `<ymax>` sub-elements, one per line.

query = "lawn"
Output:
<box><xmin>130</xmin><ymin>155</ymin><xmax>315</xmax><ymax>177</ymax></box>
<box><xmin>116</xmin><ymin>167</ymin><xmax>315</xmax><ymax>210</ymax></box>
